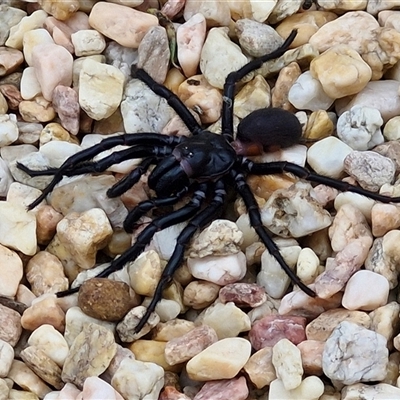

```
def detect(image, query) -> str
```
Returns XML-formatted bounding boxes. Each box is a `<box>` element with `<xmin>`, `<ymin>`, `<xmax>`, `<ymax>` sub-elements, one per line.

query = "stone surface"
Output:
<box><xmin>323</xmin><ymin>321</ymin><xmax>389</xmax><ymax>385</ymax></box>
<box><xmin>62</xmin><ymin>322</ymin><xmax>117</xmax><ymax>388</ymax></box>
<box><xmin>88</xmin><ymin>2</ymin><xmax>158</xmax><ymax>48</ymax></box>
<box><xmin>249</xmin><ymin>315</ymin><xmax>307</xmax><ymax>350</ymax></box>
<box><xmin>186</xmin><ymin>337</ymin><xmax>251</xmax><ymax>381</ymax></box>
<box><xmin>78</xmin><ymin>278</ymin><xmax>137</xmax><ymax>322</ymax></box>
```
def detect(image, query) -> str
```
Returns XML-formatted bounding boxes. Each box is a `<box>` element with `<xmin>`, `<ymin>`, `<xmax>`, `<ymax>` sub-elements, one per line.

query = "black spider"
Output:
<box><xmin>17</xmin><ymin>30</ymin><xmax>400</xmax><ymax>333</ymax></box>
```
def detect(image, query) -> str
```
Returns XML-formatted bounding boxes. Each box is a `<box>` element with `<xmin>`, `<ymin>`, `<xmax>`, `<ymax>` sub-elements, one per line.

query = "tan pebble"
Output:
<box><xmin>0</xmin><ymin>244</ymin><xmax>23</xmax><ymax>297</ymax></box>
<box><xmin>26</xmin><ymin>251</ymin><xmax>68</xmax><ymax>296</ymax></box>
<box><xmin>7</xmin><ymin>359</ymin><xmax>51</xmax><ymax>399</ymax></box>
<box><xmin>88</xmin><ymin>2</ymin><xmax>158</xmax><ymax>48</ymax></box>
<box><xmin>164</xmin><ymin>67</ymin><xmax>186</xmax><ymax>94</ymax></box>
<box><xmin>244</xmin><ymin>346</ymin><xmax>276</xmax><ymax>389</ymax></box>
<box><xmin>79</xmin><ymin>58</ymin><xmax>125</xmax><ymax>120</ymax></box>
<box><xmin>28</xmin><ymin>324</ymin><xmax>69</xmax><ymax>367</ymax></box>
<box><xmin>19</xmin><ymin>96</ymin><xmax>56</xmax><ymax>123</ymax></box>
<box><xmin>78</xmin><ymin>278</ymin><xmax>138</xmax><ymax>322</ymax></box>
<box><xmin>234</xmin><ymin>75</ymin><xmax>271</xmax><ymax>119</ymax></box>
<box><xmin>54</xmin><ymin>208</ymin><xmax>113</xmax><ymax>270</ymax></box>
<box><xmin>165</xmin><ymin>325</ymin><xmax>218</xmax><ymax>365</ymax></box>
<box><xmin>35</xmin><ymin>205</ymin><xmax>63</xmax><ymax>245</ymax></box>
<box><xmin>178</xmin><ymin>74</ymin><xmax>223</xmax><ymax>124</ymax></box>
<box><xmin>39</xmin><ymin>122</ymin><xmax>74</xmax><ymax>145</ymax></box>
<box><xmin>276</xmin><ymin>11</ymin><xmax>337</xmax><ymax>48</ymax></box>
<box><xmin>186</xmin><ymin>337</ymin><xmax>251</xmax><ymax>381</ymax></box>
<box><xmin>183</xmin><ymin>0</ymin><xmax>231</xmax><ymax>27</ymax></box>
<box><xmin>183</xmin><ymin>280</ymin><xmax>220</xmax><ymax>309</ymax></box>
<box><xmin>20</xmin><ymin>346</ymin><xmax>63</xmax><ymax>389</ymax></box>
<box><xmin>129</xmin><ymin>340</ymin><xmax>182</xmax><ymax>372</ymax></box>
<box><xmin>310</xmin><ymin>44</ymin><xmax>372</xmax><ymax>98</ymax></box>
<box><xmin>297</xmin><ymin>340</ymin><xmax>324</xmax><ymax>376</ymax></box>
<box><xmin>371</xmin><ymin>203</ymin><xmax>400</xmax><ymax>237</ymax></box>
<box><xmin>16</xmin><ymin>285</ymin><xmax>36</xmax><ymax>308</ymax></box>
<box><xmin>64</xmin><ymin>306</ymin><xmax>116</xmax><ymax>347</ymax></box>
<box><xmin>128</xmin><ymin>250</ymin><xmax>163</xmax><ymax>297</ymax></box>
<box><xmin>196</xmin><ymin>302</ymin><xmax>251</xmax><ymax>339</ymax></box>
<box><xmin>21</xmin><ymin>295</ymin><xmax>65</xmax><ymax>333</ymax></box>
<box><xmin>272</xmin><ymin>338</ymin><xmax>303</xmax><ymax>391</ymax></box>
<box><xmin>304</xmin><ymin>110</ymin><xmax>335</xmax><ymax>141</ymax></box>
<box><xmin>62</xmin><ymin>322</ymin><xmax>117</xmax><ymax>389</ymax></box>
<box><xmin>306</xmin><ymin>308</ymin><xmax>371</xmax><ymax>341</ymax></box>
<box><xmin>271</xmin><ymin>62</ymin><xmax>301</xmax><ymax>111</ymax></box>
<box><xmin>5</xmin><ymin>10</ymin><xmax>48</xmax><ymax>50</ymax></box>
<box><xmin>0</xmin><ymin>304</ymin><xmax>22</xmax><ymax>346</ymax></box>
<box><xmin>152</xmin><ymin>319</ymin><xmax>195</xmax><ymax>342</ymax></box>
<box><xmin>37</xmin><ymin>0</ymin><xmax>79</xmax><ymax>20</ymax></box>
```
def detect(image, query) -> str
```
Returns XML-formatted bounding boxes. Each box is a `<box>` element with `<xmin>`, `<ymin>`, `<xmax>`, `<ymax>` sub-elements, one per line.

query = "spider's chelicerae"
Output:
<box><xmin>18</xmin><ymin>30</ymin><xmax>400</xmax><ymax>333</ymax></box>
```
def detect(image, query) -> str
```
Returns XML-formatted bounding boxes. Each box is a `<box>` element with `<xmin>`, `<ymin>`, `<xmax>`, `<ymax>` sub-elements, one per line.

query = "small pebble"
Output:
<box><xmin>186</xmin><ymin>337</ymin><xmax>251</xmax><ymax>381</ymax></box>
<box><xmin>342</xmin><ymin>270</ymin><xmax>390</xmax><ymax>311</ymax></box>
<box><xmin>78</xmin><ymin>278</ymin><xmax>137</xmax><ymax>322</ymax></box>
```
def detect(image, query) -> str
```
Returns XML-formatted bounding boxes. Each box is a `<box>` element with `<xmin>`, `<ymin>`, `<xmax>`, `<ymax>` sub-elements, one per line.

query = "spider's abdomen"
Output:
<box><xmin>237</xmin><ymin>108</ymin><xmax>302</xmax><ymax>151</ymax></box>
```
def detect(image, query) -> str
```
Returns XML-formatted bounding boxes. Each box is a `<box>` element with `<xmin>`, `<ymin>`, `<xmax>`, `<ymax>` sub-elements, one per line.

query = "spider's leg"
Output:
<box><xmin>244</xmin><ymin>160</ymin><xmax>400</xmax><ymax>203</ymax></box>
<box><xmin>222</xmin><ymin>29</ymin><xmax>297</xmax><ymax>141</ymax></box>
<box><xmin>134</xmin><ymin>180</ymin><xmax>226</xmax><ymax>333</ymax></box>
<box><xmin>133</xmin><ymin>67</ymin><xmax>203</xmax><ymax>135</ymax></box>
<box><xmin>22</xmin><ymin>146</ymin><xmax>170</xmax><ymax>210</ymax></box>
<box><xmin>107</xmin><ymin>157</ymin><xmax>156</xmax><ymax>198</ymax></box>
<box><xmin>17</xmin><ymin>133</ymin><xmax>181</xmax><ymax>208</ymax></box>
<box><xmin>231</xmin><ymin>168</ymin><xmax>316</xmax><ymax>297</ymax></box>
<box><xmin>123</xmin><ymin>187</ymin><xmax>189</xmax><ymax>233</ymax></box>
<box><xmin>56</xmin><ymin>182</ymin><xmax>209</xmax><ymax>297</ymax></box>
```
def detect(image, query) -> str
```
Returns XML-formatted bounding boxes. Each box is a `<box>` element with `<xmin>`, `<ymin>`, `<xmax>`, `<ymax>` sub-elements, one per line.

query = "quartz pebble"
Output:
<box><xmin>186</xmin><ymin>337</ymin><xmax>251</xmax><ymax>381</ymax></box>
<box><xmin>322</xmin><ymin>321</ymin><xmax>388</xmax><ymax>385</ymax></box>
<box><xmin>0</xmin><ymin>303</ymin><xmax>21</xmax><ymax>346</ymax></box>
<box><xmin>342</xmin><ymin>270</ymin><xmax>390</xmax><ymax>311</ymax></box>
<box><xmin>337</xmin><ymin>106</ymin><xmax>384</xmax><ymax>150</ymax></box>
<box><xmin>193</xmin><ymin>376</ymin><xmax>249</xmax><ymax>400</ymax></box>
<box><xmin>62</xmin><ymin>322</ymin><xmax>117</xmax><ymax>388</ymax></box>
<box><xmin>88</xmin><ymin>2</ymin><xmax>158</xmax><ymax>48</ymax></box>
<box><xmin>187</xmin><ymin>252</ymin><xmax>246</xmax><ymax>285</ymax></box>
<box><xmin>249</xmin><ymin>315</ymin><xmax>307</xmax><ymax>350</ymax></box>
<box><xmin>165</xmin><ymin>325</ymin><xmax>218</xmax><ymax>365</ymax></box>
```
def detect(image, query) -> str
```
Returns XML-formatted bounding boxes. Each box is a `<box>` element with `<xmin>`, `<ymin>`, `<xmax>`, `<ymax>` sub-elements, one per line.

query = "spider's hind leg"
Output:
<box><xmin>134</xmin><ymin>179</ymin><xmax>227</xmax><ymax>333</ymax></box>
<box><xmin>245</xmin><ymin>160</ymin><xmax>400</xmax><ymax>204</ymax></box>
<box><xmin>57</xmin><ymin>182</ymin><xmax>209</xmax><ymax>298</ymax></box>
<box><xmin>231</xmin><ymin>168</ymin><xmax>316</xmax><ymax>297</ymax></box>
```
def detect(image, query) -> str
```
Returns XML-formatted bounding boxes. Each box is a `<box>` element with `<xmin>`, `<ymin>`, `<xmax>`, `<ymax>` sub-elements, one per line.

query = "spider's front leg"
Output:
<box><xmin>16</xmin><ymin>133</ymin><xmax>181</xmax><ymax>210</ymax></box>
<box><xmin>231</xmin><ymin>168</ymin><xmax>316</xmax><ymax>297</ymax></box>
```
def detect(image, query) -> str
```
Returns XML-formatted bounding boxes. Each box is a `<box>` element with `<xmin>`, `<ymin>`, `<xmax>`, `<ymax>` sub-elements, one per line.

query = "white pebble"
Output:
<box><xmin>342</xmin><ymin>270</ymin><xmax>389</xmax><ymax>311</ymax></box>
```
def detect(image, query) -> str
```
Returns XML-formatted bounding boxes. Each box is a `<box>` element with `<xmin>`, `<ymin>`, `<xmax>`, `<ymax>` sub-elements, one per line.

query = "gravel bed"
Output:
<box><xmin>1</xmin><ymin>0</ymin><xmax>400</xmax><ymax>399</ymax></box>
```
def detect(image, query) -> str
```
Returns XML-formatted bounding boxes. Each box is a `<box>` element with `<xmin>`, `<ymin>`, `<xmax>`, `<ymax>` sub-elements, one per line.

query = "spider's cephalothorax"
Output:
<box><xmin>18</xmin><ymin>30</ymin><xmax>400</xmax><ymax>333</ymax></box>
